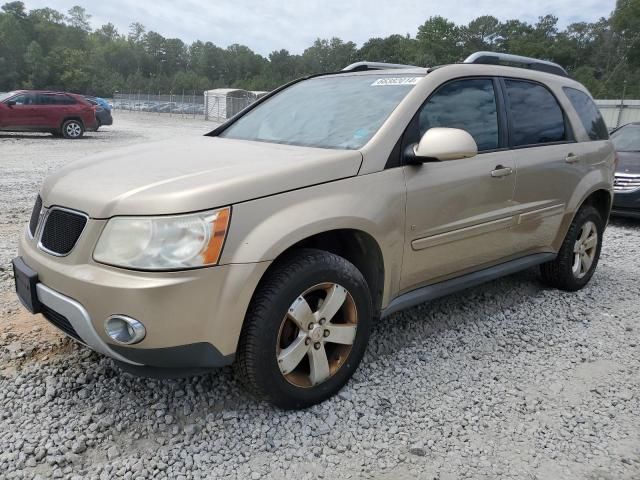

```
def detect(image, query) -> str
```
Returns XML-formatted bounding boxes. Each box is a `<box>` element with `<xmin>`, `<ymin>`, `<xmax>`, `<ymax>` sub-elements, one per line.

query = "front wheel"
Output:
<box><xmin>236</xmin><ymin>249</ymin><xmax>372</xmax><ymax>409</ymax></box>
<box><xmin>61</xmin><ymin>119</ymin><xmax>84</xmax><ymax>139</ymax></box>
<box><xmin>540</xmin><ymin>205</ymin><xmax>604</xmax><ymax>291</ymax></box>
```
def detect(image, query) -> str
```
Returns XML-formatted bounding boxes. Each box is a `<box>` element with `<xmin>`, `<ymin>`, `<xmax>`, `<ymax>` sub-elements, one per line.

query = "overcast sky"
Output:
<box><xmin>22</xmin><ymin>0</ymin><xmax>616</xmax><ymax>56</ymax></box>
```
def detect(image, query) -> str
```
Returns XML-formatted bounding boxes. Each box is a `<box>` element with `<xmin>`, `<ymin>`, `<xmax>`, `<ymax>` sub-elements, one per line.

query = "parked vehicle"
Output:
<box><xmin>85</xmin><ymin>97</ymin><xmax>113</xmax><ymax>129</ymax></box>
<box><xmin>610</xmin><ymin>123</ymin><xmax>640</xmax><ymax>218</ymax></box>
<box><xmin>0</xmin><ymin>90</ymin><xmax>97</xmax><ymax>138</ymax></box>
<box><xmin>13</xmin><ymin>52</ymin><xmax>615</xmax><ymax>409</ymax></box>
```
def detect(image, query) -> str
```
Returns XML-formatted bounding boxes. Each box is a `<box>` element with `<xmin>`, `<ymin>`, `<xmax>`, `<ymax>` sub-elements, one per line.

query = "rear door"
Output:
<box><xmin>401</xmin><ymin>78</ymin><xmax>518</xmax><ymax>291</ymax></box>
<box><xmin>35</xmin><ymin>93</ymin><xmax>76</xmax><ymax>129</ymax></box>
<box><xmin>502</xmin><ymin>79</ymin><xmax>582</xmax><ymax>252</ymax></box>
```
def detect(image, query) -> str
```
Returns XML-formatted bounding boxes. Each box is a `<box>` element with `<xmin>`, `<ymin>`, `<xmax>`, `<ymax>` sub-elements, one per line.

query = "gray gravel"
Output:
<box><xmin>1</xmin><ymin>114</ymin><xmax>639</xmax><ymax>479</ymax></box>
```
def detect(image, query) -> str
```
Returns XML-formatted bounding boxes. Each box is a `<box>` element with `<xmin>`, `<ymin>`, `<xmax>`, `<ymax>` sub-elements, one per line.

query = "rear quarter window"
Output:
<box><xmin>563</xmin><ymin>87</ymin><xmax>609</xmax><ymax>141</ymax></box>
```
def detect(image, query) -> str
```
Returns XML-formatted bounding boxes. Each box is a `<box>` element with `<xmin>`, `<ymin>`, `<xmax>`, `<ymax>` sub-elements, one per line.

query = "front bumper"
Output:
<box><xmin>612</xmin><ymin>189</ymin><xmax>640</xmax><ymax>219</ymax></box>
<box><xmin>17</xmin><ymin>223</ymin><xmax>270</xmax><ymax>369</ymax></box>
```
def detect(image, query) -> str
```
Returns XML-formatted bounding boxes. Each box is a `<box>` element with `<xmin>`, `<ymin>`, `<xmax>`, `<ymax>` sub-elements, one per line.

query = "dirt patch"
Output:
<box><xmin>0</xmin><ymin>291</ymin><xmax>73</xmax><ymax>374</ymax></box>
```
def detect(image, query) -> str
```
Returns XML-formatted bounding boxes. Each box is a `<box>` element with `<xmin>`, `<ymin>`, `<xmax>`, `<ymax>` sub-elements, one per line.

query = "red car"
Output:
<box><xmin>0</xmin><ymin>90</ymin><xmax>97</xmax><ymax>139</ymax></box>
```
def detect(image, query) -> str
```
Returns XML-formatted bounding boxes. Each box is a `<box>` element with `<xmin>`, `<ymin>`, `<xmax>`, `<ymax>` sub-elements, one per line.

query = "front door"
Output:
<box><xmin>401</xmin><ymin>78</ymin><xmax>518</xmax><ymax>291</ymax></box>
<box><xmin>2</xmin><ymin>93</ymin><xmax>37</xmax><ymax>129</ymax></box>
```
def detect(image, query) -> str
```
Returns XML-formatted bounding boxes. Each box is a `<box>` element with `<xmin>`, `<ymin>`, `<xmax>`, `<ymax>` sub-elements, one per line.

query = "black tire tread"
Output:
<box><xmin>235</xmin><ymin>248</ymin><xmax>369</xmax><ymax>406</ymax></box>
<box><xmin>61</xmin><ymin>119</ymin><xmax>84</xmax><ymax>139</ymax></box>
<box><xmin>540</xmin><ymin>205</ymin><xmax>602</xmax><ymax>291</ymax></box>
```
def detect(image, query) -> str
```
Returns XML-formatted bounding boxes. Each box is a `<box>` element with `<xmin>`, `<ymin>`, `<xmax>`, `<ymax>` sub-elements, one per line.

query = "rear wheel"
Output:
<box><xmin>236</xmin><ymin>249</ymin><xmax>372</xmax><ymax>409</ymax></box>
<box><xmin>61</xmin><ymin>119</ymin><xmax>84</xmax><ymax>139</ymax></box>
<box><xmin>540</xmin><ymin>205</ymin><xmax>604</xmax><ymax>291</ymax></box>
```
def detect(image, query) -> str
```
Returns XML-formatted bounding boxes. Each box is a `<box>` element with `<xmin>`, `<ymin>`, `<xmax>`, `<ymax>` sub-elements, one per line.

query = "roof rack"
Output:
<box><xmin>463</xmin><ymin>51</ymin><xmax>568</xmax><ymax>77</ymax></box>
<box><xmin>342</xmin><ymin>61</ymin><xmax>420</xmax><ymax>72</ymax></box>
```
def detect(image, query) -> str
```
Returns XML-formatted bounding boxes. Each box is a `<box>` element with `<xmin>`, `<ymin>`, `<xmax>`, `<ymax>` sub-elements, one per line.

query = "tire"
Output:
<box><xmin>236</xmin><ymin>248</ymin><xmax>372</xmax><ymax>409</ymax></box>
<box><xmin>61</xmin><ymin>119</ymin><xmax>84</xmax><ymax>139</ymax></box>
<box><xmin>540</xmin><ymin>205</ymin><xmax>604</xmax><ymax>291</ymax></box>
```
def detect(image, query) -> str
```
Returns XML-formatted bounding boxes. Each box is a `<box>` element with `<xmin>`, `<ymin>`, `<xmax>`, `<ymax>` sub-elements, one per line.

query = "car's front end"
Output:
<box><xmin>14</xmin><ymin>196</ymin><xmax>269</xmax><ymax>374</ymax></box>
<box><xmin>612</xmin><ymin>170</ymin><xmax>640</xmax><ymax>218</ymax></box>
<box><xmin>12</xmin><ymin>126</ymin><xmax>365</xmax><ymax>375</ymax></box>
<box><xmin>610</xmin><ymin>124</ymin><xmax>640</xmax><ymax>219</ymax></box>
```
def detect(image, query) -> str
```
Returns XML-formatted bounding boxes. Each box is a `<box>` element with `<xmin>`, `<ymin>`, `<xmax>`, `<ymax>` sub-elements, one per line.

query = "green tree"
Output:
<box><xmin>66</xmin><ymin>5</ymin><xmax>91</xmax><ymax>31</ymax></box>
<box><xmin>416</xmin><ymin>16</ymin><xmax>462</xmax><ymax>64</ymax></box>
<box><xmin>23</xmin><ymin>40</ymin><xmax>49</xmax><ymax>88</ymax></box>
<box><xmin>612</xmin><ymin>0</ymin><xmax>640</xmax><ymax>66</ymax></box>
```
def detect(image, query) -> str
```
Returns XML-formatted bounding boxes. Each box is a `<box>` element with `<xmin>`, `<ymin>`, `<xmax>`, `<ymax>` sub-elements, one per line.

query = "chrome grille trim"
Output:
<box><xmin>614</xmin><ymin>173</ymin><xmax>640</xmax><ymax>193</ymax></box>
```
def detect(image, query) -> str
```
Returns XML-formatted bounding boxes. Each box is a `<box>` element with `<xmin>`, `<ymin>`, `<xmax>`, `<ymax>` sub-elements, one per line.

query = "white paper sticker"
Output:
<box><xmin>371</xmin><ymin>77</ymin><xmax>420</xmax><ymax>86</ymax></box>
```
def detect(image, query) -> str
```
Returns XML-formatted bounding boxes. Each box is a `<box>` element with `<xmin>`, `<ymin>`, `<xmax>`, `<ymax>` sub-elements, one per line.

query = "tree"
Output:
<box><xmin>128</xmin><ymin>22</ymin><xmax>145</xmax><ymax>43</ymax></box>
<box><xmin>461</xmin><ymin>16</ymin><xmax>501</xmax><ymax>55</ymax></box>
<box><xmin>66</xmin><ymin>5</ymin><xmax>91</xmax><ymax>31</ymax></box>
<box><xmin>416</xmin><ymin>16</ymin><xmax>462</xmax><ymax>64</ymax></box>
<box><xmin>358</xmin><ymin>34</ymin><xmax>417</xmax><ymax>64</ymax></box>
<box><xmin>23</xmin><ymin>40</ymin><xmax>49</xmax><ymax>88</ymax></box>
<box><xmin>612</xmin><ymin>0</ymin><xmax>640</xmax><ymax>66</ymax></box>
<box><xmin>0</xmin><ymin>2</ymin><xmax>638</xmax><ymax>98</ymax></box>
<box><xmin>1</xmin><ymin>1</ymin><xmax>25</xmax><ymax>17</ymax></box>
<box><xmin>302</xmin><ymin>38</ymin><xmax>357</xmax><ymax>72</ymax></box>
<box><xmin>95</xmin><ymin>23</ymin><xmax>119</xmax><ymax>42</ymax></box>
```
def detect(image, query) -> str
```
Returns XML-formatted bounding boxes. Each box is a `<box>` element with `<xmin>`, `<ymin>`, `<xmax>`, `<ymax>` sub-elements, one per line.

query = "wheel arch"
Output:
<box><xmin>60</xmin><ymin>116</ymin><xmax>85</xmax><ymax>130</ymax></box>
<box><xmin>251</xmin><ymin>229</ymin><xmax>386</xmax><ymax>319</ymax></box>
<box><xmin>579</xmin><ymin>188</ymin><xmax>612</xmax><ymax>222</ymax></box>
<box><xmin>554</xmin><ymin>182</ymin><xmax>613</xmax><ymax>251</ymax></box>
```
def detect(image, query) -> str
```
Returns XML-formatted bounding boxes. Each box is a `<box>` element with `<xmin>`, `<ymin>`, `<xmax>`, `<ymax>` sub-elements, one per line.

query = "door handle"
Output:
<box><xmin>491</xmin><ymin>165</ymin><xmax>513</xmax><ymax>178</ymax></box>
<box><xmin>565</xmin><ymin>152</ymin><xmax>579</xmax><ymax>163</ymax></box>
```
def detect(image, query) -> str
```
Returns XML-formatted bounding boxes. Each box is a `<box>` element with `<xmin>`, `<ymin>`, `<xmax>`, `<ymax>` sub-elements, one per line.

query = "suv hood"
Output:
<box><xmin>41</xmin><ymin>136</ymin><xmax>363</xmax><ymax>218</ymax></box>
<box><xmin>616</xmin><ymin>151</ymin><xmax>640</xmax><ymax>175</ymax></box>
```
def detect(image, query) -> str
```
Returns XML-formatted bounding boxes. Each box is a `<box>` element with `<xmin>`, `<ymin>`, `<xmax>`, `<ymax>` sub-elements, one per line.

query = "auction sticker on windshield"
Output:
<box><xmin>371</xmin><ymin>77</ymin><xmax>420</xmax><ymax>86</ymax></box>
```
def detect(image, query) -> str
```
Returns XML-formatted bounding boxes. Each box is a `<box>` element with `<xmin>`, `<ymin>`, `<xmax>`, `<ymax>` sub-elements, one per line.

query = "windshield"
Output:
<box><xmin>611</xmin><ymin>124</ymin><xmax>640</xmax><ymax>152</ymax></box>
<box><xmin>0</xmin><ymin>91</ymin><xmax>16</xmax><ymax>102</ymax></box>
<box><xmin>220</xmin><ymin>75</ymin><xmax>421</xmax><ymax>149</ymax></box>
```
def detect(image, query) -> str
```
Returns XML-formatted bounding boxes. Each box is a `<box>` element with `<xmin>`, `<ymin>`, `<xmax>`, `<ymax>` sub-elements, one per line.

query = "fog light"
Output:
<box><xmin>105</xmin><ymin>315</ymin><xmax>146</xmax><ymax>345</ymax></box>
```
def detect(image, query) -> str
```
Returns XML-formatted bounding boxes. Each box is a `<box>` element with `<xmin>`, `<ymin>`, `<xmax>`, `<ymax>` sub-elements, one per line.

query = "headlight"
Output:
<box><xmin>93</xmin><ymin>207</ymin><xmax>230</xmax><ymax>270</ymax></box>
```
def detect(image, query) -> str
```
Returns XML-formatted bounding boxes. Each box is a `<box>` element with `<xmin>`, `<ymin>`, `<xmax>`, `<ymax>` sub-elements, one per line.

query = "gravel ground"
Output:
<box><xmin>1</xmin><ymin>114</ymin><xmax>639</xmax><ymax>480</ymax></box>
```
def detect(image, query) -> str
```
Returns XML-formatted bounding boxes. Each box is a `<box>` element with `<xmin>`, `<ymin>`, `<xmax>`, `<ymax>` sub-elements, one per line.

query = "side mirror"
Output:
<box><xmin>6</xmin><ymin>100</ymin><xmax>16</xmax><ymax>107</ymax></box>
<box><xmin>405</xmin><ymin>127</ymin><xmax>478</xmax><ymax>164</ymax></box>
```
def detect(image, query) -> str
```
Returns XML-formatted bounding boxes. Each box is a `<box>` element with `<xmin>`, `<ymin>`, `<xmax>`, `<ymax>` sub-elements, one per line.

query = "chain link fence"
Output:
<box><xmin>110</xmin><ymin>91</ymin><xmax>206</xmax><ymax>118</ymax></box>
<box><xmin>109</xmin><ymin>89</ymin><xmax>268</xmax><ymax>121</ymax></box>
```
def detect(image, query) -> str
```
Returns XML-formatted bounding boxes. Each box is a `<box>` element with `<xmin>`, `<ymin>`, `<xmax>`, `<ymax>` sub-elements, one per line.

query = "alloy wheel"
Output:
<box><xmin>65</xmin><ymin>122</ymin><xmax>82</xmax><ymax>138</ymax></box>
<box><xmin>276</xmin><ymin>282</ymin><xmax>357</xmax><ymax>388</ymax></box>
<box><xmin>572</xmin><ymin>220</ymin><xmax>598</xmax><ymax>279</ymax></box>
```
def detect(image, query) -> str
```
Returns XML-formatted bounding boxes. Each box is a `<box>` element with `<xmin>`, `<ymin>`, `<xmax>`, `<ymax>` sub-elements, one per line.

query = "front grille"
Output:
<box><xmin>614</xmin><ymin>173</ymin><xmax>640</xmax><ymax>193</ymax></box>
<box><xmin>40</xmin><ymin>209</ymin><xmax>87</xmax><ymax>255</ymax></box>
<box><xmin>41</xmin><ymin>304</ymin><xmax>82</xmax><ymax>342</ymax></box>
<box><xmin>29</xmin><ymin>195</ymin><xmax>42</xmax><ymax>236</ymax></box>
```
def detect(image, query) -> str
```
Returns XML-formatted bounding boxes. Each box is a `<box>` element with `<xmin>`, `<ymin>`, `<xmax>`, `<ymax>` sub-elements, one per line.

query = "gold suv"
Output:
<box><xmin>13</xmin><ymin>52</ymin><xmax>615</xmax><ymax>409</ymax></box>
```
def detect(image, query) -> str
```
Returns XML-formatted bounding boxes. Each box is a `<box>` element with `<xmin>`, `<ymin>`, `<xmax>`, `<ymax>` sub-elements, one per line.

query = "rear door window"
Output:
<box><xmin>37</xmin><ymin>94</ymin><xmax>75</xmax><ymax>105</ymax></box>
<box><xmin>504</xmin><ymin>80</ymin><xmax>566</xmax><ymax>147</ymax></box>
<box><xmin>418</xmin><ymin>78</ymin><xmax>499</xmax><ymax>151</ymax></box>
<box><xmin>563</xmin><ymin>87</ymin><xmax>608</xmax><ymax>141</ymax></box>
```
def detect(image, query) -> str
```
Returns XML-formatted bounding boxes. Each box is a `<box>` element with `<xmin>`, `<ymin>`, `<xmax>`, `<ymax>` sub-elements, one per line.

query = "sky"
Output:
<box><xmin>22</xmin><ymin>0</ymin><xmax>617</xmax><ymax>56</ymax></box>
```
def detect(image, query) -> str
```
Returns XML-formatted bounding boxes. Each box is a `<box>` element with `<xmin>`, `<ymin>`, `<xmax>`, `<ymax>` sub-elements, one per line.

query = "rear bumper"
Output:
<box><xmin>96</xmin><ymin>111</ymin><xmax>113</xmax><ymax>126</ymax></box>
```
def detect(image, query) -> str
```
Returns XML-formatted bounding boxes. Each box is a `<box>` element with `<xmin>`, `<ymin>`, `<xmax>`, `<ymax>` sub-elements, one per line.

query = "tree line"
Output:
<box><xmin>0</xmin><ymin>0</ymin><xmax>639</xmax><ymax>98</ymax></box>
